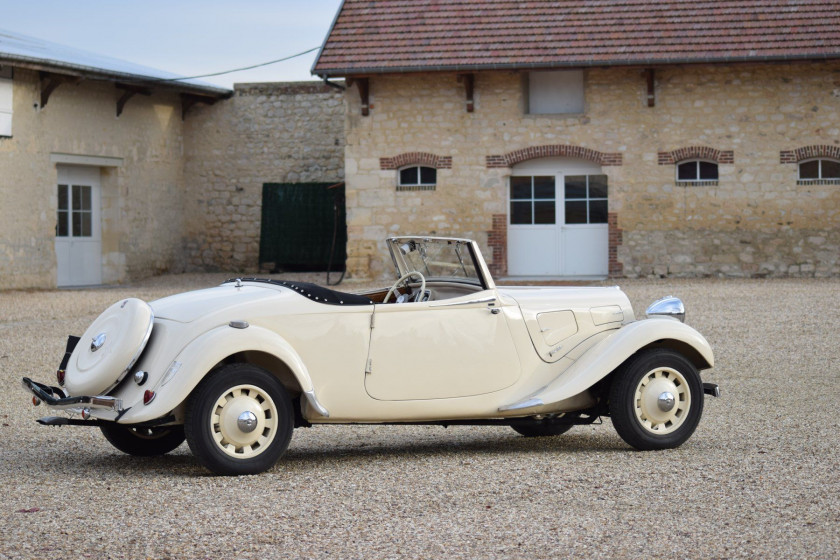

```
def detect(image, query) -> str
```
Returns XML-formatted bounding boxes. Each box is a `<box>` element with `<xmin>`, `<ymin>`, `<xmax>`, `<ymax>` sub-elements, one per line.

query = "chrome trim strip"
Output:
<box><xmin>303</xmin><ymin>390</ymin><xmax>330</xmax><ymax>418</ymax></box>
<box><xmin>22</xmin><ymin>377</ymin><xmax>123</xmax><ymax>412</ymax></box>
<box><xmin>430</xmin><ymin>296</ymin><xmax>497</xmax><ymax>308</ymax></box>
<box><xmin>498</xmin><ymin>397</ymin><xmax>544</xmax><ymax>412</ymax></box>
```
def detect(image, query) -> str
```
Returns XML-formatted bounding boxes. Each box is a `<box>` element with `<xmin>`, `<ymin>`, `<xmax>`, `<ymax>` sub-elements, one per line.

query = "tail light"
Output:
<box><xmin>143</xmin><ymin>390</ymin><xmax>156</xmax><ymax>405</ymax></box>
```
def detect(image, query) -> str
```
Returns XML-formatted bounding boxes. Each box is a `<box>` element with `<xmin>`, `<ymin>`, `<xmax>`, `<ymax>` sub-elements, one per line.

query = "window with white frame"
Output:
<box><xmin>677</xmin><ymin>160</ymin><xmax>719</xmax><ymax>184</ymax></box>
<box><xmin>0</xmin><ymin>66</ymin><xmax>13</xmax><ymax>137</ymax></box>
<box><xmin>527</xmin><ymin>70</ymin><xmax>584</xmax><ymax>115</ymax></box>
<box><xmin>397</xmin><ymin>165</ymin><xmax>436</xmax><ymax>191</ymax></box>
<box><xmin>564</xmin><ymin>175</ymin><xmax>608</xmax><ymax>224</ymax></box>
<box><xmin>798</xmin><ymin>158</ymin><xmax>840</xmax><ymax>183</ymax></box>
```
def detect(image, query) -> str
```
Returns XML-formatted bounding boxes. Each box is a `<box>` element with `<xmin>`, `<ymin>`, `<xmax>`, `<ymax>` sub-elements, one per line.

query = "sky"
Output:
<box><xmin>0</xmin><ymin>0</ymin><xmax>344</xmax><ymax>89</ymax></box>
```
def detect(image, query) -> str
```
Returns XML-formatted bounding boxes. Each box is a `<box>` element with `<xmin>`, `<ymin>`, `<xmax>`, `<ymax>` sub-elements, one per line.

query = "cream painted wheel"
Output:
<box><xmin>633</xmin><ymin>367</ymin><xmax>690</xmax><ymax>435</ymax></box>
<box><xmin>610</xmin><ymin>349</ymin><xmax>704</xmax><ymax>450</ymax></box>
<box><xmin>185</xmin><ymin>364</ymin><xmax>294</xmax><ymax>475</ymax></box>
<box><xmin>211</xmin><ymin>384</ymin><xmax>278</xmax><ymax>459</ymax></box>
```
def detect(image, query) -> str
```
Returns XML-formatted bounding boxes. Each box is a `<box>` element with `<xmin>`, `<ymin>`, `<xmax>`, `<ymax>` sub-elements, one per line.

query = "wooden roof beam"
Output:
<box><xmin>457</xmin><ymin>73</ymin><xmax>475</xmax><ymax>112</ymax></box>
<box><xmin>39</xmin><ymin>71</ymin><xmax>81</xmax><ymax>108</ymax></box>
<box><xmin>346</xmin><ymin>77</ymin><xmax>370</xmax><ymax>116</ymax></box>
<box><xmin>180</xmin><ymin>93</ymin><xmax>218</xmax><ymax>120</ymax></box>
<box><xmin>115</xmin><ymin>83</ymin><xmax>152</xmax><ymax>117</ymax></box>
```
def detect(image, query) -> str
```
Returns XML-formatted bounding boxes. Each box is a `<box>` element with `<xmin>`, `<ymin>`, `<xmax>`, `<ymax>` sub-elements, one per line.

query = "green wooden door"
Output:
<box><xmin>259</xmin><ymin>183</ymin><xmax>346</xmax><ymax>271</ymax></box>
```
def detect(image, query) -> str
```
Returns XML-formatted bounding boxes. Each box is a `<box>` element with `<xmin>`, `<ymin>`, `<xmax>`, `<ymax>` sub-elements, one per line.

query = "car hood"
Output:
<box><xmin>151</xmin><ymin>284</ymin><xmax>286</xmax><ymax>323</ymax></box>
<box><xmin>498</xmin><ymin>285</ymin><xmax>633</xmax><ymax>315</ymax></box>
<box><xmin>499</xmin><ymin>285</ymin><xmax>635</xmax><ymax>363</ymax></box>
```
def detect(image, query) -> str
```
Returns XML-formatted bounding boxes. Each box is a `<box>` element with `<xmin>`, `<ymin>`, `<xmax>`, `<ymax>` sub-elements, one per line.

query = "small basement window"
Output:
<box><xmin>397</xmin><ymin>165</ymin><xmax>436</xmax><ymax>191</ymax></box>
<box><xmin>527</xmin><ymin>70</ymin><xmax>584</xmax><ymax>115</ymax></box>
<box><xmin>798</xmin><ymin>158</ymin><xmax>840</xmax><ymax>184</ymax></box>
<box><xmin>677</xmin><ymin>160</ymin><xmax>718</xmax><ymax>185</ymax></box>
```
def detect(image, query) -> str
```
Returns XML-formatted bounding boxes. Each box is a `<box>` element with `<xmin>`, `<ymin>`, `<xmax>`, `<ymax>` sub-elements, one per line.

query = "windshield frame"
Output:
<box><xmin>386</xmin><ymin>236</ymin><xmax>494</xmax><ymax>290</ymax></box>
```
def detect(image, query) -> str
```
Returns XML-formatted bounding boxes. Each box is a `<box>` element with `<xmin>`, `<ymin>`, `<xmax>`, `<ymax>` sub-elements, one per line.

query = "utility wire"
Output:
<box><xmin>153</xmin><ymin>46</ymin><xmax>321</xmax><ymax>82</ymax></box>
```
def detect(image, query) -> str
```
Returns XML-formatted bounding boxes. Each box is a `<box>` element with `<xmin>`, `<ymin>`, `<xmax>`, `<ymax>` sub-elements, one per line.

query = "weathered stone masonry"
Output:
<box><xmin>182</xmin><ymin>82</ymin><xmax>345</xmax><ymax>272</ymax></box>
<box><xmin>342</xmin><ymin>63</ymin><xmax>840</xmax><ymax>280</ymax></box>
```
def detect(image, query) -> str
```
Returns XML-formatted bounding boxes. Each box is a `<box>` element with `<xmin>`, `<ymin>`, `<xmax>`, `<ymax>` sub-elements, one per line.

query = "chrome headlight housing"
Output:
<box><xmin>646</xmin><ymin>296</ymin><xmax>685</xmax><ymax>323</ymax></box>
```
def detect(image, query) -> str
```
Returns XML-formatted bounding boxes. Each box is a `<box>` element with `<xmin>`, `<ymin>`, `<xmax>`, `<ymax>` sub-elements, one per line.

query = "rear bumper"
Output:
<box><xmin>21</xmin><ymin>377</ymin><xmax>123</xmax><ymax>413</ymax></box>
<box><xmin>703</xmin><ymin>382</ymin><xmax>721</xmax><ymax>398</ymax></box>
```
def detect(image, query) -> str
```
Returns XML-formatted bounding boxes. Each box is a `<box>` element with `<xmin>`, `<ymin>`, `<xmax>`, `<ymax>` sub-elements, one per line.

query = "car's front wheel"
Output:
<box><xmin>100</xmin><ymin>423</ymin><xmax>185</xmax><ymax>456</ymax></box>
<box><xmin>609</xmin><ymin>348</ymin><xmax>704</xmax><ymax>450</ymax></box>
<box><xmin>185</xmin><ymin>364</ymin><xmax>294</xmax><ymax>476</ymax></box>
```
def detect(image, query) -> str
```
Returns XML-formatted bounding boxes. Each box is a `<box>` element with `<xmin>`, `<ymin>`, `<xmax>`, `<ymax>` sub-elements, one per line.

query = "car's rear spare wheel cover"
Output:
<box><xmin>65</xmin><ymin>298</ymin><xmax>154</xmax><ymax>396</ymax></box>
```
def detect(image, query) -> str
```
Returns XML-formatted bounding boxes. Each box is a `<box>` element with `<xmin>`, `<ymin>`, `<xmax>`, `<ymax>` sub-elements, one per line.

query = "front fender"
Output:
<box><xmin>119</xmin><ymin>324</ymin><xmax>315</xmax><ymax>424</ymax></box>
<box><xmin>500</xmin><ymin>318</ymin><xmax>714</xmax><ymax>412</ymax></box>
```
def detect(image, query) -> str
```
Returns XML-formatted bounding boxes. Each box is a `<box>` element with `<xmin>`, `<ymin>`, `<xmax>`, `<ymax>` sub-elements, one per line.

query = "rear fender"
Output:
<box><xmin>118</xmin><ymin>324</ymin><xmax>315</xmax><ymax>424</ymax></box>
<box><xmin>500</xmin><ymin>318</ymin><xmax>714</xmax><ymax>412</ymax></box>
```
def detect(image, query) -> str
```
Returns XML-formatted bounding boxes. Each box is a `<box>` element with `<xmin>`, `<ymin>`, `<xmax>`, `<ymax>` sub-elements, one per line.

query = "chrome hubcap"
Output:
<box><xmin>657</xmin><ymin>391</ymin><xmax>676</xmax><ymax>412</ymax></box>
<box><xmin>237</xmin><ymin>410</ymin><xmax>258</xmax><ymax>433</ymax></box>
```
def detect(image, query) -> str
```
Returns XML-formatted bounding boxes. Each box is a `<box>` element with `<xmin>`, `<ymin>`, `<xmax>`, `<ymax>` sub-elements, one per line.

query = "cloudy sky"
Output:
<box><xmin>0</xmin><ymin>0</ymin><xmax>344</xmax><ymax>88</ymax></box>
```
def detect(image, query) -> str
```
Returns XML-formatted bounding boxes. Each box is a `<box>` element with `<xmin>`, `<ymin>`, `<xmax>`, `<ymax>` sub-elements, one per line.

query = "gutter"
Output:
<box><xmin>313</xmin><ymin>52</ymin><xmax>840</xmax><ymax>78</ymax></box>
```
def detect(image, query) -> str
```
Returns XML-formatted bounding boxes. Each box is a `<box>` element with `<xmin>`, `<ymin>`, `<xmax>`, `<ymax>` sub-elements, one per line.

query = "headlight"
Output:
<box><xmin>646</xmin><ymin>296</ymin><xmax>685</xmax><ymax>323</ymax></box>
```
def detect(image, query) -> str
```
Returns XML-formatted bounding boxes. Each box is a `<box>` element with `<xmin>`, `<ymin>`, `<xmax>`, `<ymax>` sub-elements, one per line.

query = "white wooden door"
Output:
<box><xmin>55</xmin><ymin>165</ymin><xmax>102</xmax><ymax>286</ymax></box>
<box><xmin>508</xmin><ymin>158</ymin><xmax>608</xmax><ymax>277</ymax></box>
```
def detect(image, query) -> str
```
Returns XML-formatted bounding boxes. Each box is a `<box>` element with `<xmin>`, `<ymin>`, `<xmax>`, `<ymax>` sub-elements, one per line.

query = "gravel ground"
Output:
<box><xmin>1</xmin><ymin>274</ymin><xmax>838</xmax><ymax>559</ymax></box>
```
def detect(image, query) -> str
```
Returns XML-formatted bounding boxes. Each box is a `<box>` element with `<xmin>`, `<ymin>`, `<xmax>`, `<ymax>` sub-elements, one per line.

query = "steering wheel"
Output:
<box><xmin>383</xmin><ymin>271</ymin><xmax>426</xmax><ymax>303</ymax></box>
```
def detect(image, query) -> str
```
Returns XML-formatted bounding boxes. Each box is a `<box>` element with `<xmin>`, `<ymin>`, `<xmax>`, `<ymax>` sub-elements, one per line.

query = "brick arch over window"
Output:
<box><xmin>380</xmin><ymin>152</ymin><xmax>452</xmax><ymax>170</ymax></box>
<box><xmin>486</xmin><ymin>145</ymin><xmax>623</xmax><ymax>168</ymax></box>
<box><xmin>657</xmin><ymin>146</ymin><xmax>734</xmax><ymax>165</ymax></box>
<box><xmin>780</xmin><ymin>144</ymin><xmax>840</xmax><ymax>163</ymax></box>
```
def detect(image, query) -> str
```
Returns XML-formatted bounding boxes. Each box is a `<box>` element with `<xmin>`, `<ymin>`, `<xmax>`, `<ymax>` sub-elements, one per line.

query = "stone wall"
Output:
<box><xmin>0</xmin><ymin>68</ymin><xmax>187</xmax><ymax>289</ymax></box>
<box><xmin>343</xmin><ymin>62</ymin><xmax>840</xmax><ymax>279</ymax></box>
<box><xmin>182</xmin><ymin>82</ymin><xmax>345</xmax><ymax>272</ymax></box>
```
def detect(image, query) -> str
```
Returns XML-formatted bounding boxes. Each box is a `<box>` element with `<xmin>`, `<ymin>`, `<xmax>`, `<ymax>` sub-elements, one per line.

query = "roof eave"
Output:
<box><xmin>314</xmin><ymin>52</ymin><xmax>840</xmax><ymax>78</ymax></box>
<box><xmin>1</xmin><ymin>54</ymin><xmax>232</xmax><ymax>99</ymax></box>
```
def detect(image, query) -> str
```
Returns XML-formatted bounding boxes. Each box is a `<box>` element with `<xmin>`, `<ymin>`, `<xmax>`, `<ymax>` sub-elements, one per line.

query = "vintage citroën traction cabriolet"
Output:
<box><xmin>23</xmin><ymin>236</ymin><xmax>719</xmax><ymax>475</ymax></box>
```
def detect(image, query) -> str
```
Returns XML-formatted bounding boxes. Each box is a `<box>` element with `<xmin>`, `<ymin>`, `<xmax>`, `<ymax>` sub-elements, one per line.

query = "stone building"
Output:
<box><xmin>1</xmin><ymin>30</ymin><xmax>344</xmax><ymax>289</ymax></box>
<box><xmin>313</xmin><ymin>0</ymin><xmax>840</xmax><ymax>279</ymax></box>
<box><xmin>0</xmin><ymin>30</ymin><xmax>230</xmax><ymax>289</ymax></box>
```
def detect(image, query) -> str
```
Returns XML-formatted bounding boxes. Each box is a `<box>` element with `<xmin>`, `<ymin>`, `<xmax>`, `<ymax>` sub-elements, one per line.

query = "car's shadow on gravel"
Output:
<box><xmin>284</xmin><ymin>432</ymin><xmax>630</xmax><ymax>464</ymax></box>
<box><xmin>18</xmin><ymin>430</ymin><xmax>638</xmax><ymax>478</ymax></box>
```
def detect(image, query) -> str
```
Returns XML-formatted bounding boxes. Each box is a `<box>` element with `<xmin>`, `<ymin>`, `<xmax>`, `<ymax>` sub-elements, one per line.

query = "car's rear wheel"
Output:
<box><xmin>185</xmin><ymin>364</ymin><xmax>294</xmax><ymax>476</ymax></box>
<box><xmin>100</xmin><ymin>423</ymin><xmax>185</xmax><ymax>456</ymax></box>
<box><xmin>511</xmin><ymin>415</ymin><xmax>576</xmax><ymax>437</ymax></box>
<box><xmin>609</xmin><ymin>348</ymin><xmax>704</xmax><ymax>450</ymax></box>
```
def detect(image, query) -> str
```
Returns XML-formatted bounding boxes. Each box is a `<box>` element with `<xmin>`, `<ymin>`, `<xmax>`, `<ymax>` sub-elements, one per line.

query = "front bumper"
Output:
<box><xmin>21</xmin><ymin>377</ymin><xmax>123</xmax><ymax>413</ymax></box>
<box><xmin>703</xmin><ymin>382</ymin><xmax>721</xmax><ymax>398</ymax></box>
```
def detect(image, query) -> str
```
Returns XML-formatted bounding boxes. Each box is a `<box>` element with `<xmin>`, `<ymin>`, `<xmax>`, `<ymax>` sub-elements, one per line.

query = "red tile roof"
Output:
<box><xmin>313</xmin><ymin>0</ymin><xmax>840</xmax><ymax>76</ymax></box>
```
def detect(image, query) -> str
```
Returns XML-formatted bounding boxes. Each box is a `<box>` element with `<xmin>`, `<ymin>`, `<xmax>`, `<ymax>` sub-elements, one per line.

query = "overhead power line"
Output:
<box><xmin>154</xmin><ymin>46</ymin><xmax>321</xmax><ymax>82</ymax></box>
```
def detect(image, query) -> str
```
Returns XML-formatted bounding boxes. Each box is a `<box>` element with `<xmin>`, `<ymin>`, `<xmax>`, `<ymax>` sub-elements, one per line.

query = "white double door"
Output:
<box><xmin>55</xmin><ymin>165</ymin><xmax>102</xmax><ymax>286</ymax></box>
<box><xmin>508</xmin><ymin>158</ymin><xmax>608</xmax><ymax>277</ymax></box>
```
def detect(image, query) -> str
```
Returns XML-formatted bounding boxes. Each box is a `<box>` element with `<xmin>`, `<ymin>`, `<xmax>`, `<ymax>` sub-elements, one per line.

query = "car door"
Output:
<box><xmin>364</xmin><ymin>291</ymin><xmax>521</xmax><ymax>401</ymax></box>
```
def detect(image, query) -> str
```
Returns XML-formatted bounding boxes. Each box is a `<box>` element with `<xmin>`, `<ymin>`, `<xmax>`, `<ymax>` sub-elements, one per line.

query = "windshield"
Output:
<box><xmin>388</xmin><ymin>238</ymin><xmax>484</xmax><ymax>286</ymax></box>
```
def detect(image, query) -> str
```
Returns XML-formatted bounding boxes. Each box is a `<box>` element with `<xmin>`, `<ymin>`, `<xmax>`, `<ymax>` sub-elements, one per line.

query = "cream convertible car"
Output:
<box><xmin>23</xmin><ymin>236</ymin><xmax>719</xmax><ymax>475</ymax></box>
